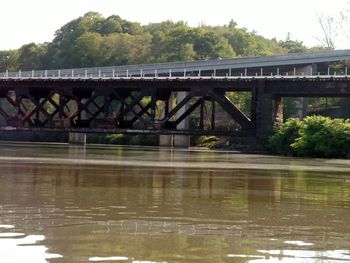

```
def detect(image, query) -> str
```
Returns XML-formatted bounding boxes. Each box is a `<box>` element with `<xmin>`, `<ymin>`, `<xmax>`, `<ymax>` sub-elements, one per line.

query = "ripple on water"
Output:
<box><xmin>89</xmin><ymin>256</ymin><xmax>128</xmax><ymax>261</ymax></box>
<box><xmin>0</xmin><ymin>225</ymin><xmax>14</xmax><ymax>229</ymax></box>
<box><xmin>228</xmin><ymin>246</ymin><xmax>350</xmax><ymax>262</ymax></box>
<box><xmin>284</xmin><ymin>240</ymin><xmax>314</xmax><ymax>246</ymax></box>
<box><xmin>0</xmin><ymin>233</ymin><xmax>25</xmax><ymax>238</ymax></box>
<box><xmin>89</xmin><ymin>257</ymin><xmax>168</xmax><ymax>263</ymax></box>
<box><xmin>251</xmin><ymin>249</ymin><xmax>350</xmax><ymax>262</ymax></box>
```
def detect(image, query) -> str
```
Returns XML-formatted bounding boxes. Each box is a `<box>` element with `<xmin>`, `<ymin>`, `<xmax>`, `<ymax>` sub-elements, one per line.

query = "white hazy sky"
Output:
<box><xmin>1</xmin><ymin>0</ymin><xmax>349</xmax><ymax>50</ymax></box>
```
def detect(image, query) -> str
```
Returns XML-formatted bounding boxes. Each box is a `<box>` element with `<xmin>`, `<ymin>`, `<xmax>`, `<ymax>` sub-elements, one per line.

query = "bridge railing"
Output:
<box><xmin>0</xmin><ymin>65</ymin><xmax>349</xmax><ymax>79</ymax></box>
<box><xmin>2</xmin><ymin>50</ymin><xmax>350</xmax><ymax>79</ymax></box>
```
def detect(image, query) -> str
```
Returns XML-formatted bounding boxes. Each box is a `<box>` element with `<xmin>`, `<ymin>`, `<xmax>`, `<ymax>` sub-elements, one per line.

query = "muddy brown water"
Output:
<box><xmin>0</xmin><ymin>142</ymin><xmax>349</xmax><ymax>262</ymax></box>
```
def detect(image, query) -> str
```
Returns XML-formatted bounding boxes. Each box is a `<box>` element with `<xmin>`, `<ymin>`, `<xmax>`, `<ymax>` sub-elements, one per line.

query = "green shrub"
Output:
<box><xmin>129</xmin><ymin>135</ymin><xmax>158</xmax><ymax>146</ymax></box>
<box><xmin>87</xmin><ymin>133</ymin><xmax>109</xmax><ymax>144</ymax></box>
<box><xmin>268</xmin><ymin>118</ymin><xmax>302</xmax><ymax>155</ymax></box>
<box><xmin>106</xmin><ymin>134</ymin><xmax>129</xmax><ymax>144</ymax></box>
<box><xmin>196</xmin><ymin>136</ymin><xmax>219</xmax><ymax>148</ymax></box>
<box><xmin>292</xmin><ymin>116</ymin><xmax>350</xmax><ymax>158</ymax></box>
<box><xmin>268</xmin><ymin>116</ymin><xmax>350</xmax><ymax>158</ymax></box>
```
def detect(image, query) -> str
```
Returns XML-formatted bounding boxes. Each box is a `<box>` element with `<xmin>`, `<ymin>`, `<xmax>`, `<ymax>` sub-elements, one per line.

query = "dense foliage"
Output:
<box><xmin>268</xmin><ymin>118</ymin><xmax>303</xmax><ymax>155</ymax></box>
<box><xmin>269</xmin><ymin>116</ymin><xmax>350</xmax><ymax>158</ymax></box>
<box><xmin>0</xmin><ymin>12</ymin><xmax>314</xmax><ymax>71</ymax></box>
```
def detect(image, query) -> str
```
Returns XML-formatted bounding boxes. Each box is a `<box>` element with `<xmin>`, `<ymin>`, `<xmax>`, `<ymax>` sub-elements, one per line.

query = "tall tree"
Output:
<box><xmin>70</xmin><ymin>32</ymin><xmax>103</xmax><ymax>67</ymax></box>
<box><xmin>17</xmin><ymin>43</ymin><xmax>48</xmax><ymax>70</ymax></box>
<box><xmin>0</xmin><ymin>50</ymin><xmax>19</xmax><ymax>71</ymax></box>
<box><xmin>279</xmin><ymin>33</ymin><xmax>307</xmax><ymax>53</ymax></box>
<box><xmin>193</xmin><ymin>29</ymin><xmax>235</xmax><ymax>59</ymax></box>
<box><xmin>316</xmin><ymin>13</ymin><xmax>339</xmax><ymax>49</ymax></box>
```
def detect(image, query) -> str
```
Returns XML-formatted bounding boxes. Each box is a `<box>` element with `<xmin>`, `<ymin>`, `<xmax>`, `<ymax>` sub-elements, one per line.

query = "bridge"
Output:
<box><xmin>0</xmin><ymin>50</ymin><xmax>350</xmax><ymax>146</ymax></box>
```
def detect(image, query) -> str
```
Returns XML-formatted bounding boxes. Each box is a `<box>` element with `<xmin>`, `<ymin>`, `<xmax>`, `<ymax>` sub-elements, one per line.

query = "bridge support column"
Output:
<box><xmin>293</xmin><ymin>98</ymin><xmax>308</xmax><ymax>119</ymax></box>
<box><xmin>256</xmin><ymin>82</ymin><xmax>283</xmax><ymax>141</ymax></box>
<box><xmin>69</xmin><ymin>133</ymin><xmax>87</xmax><ymax>145</ymax></box>
<box><xmin>69</xmin><ymin>99</ymin><xmax>87</xmax><ymax>145</ymax></box>
<box><xmin>174</xmin><ymin>92</ymin><xmax>190</xmax><ymax>148</ymax></box>
<box><xmin>159</xmin><ymin>97</ymin><xmax>174</xmax><ymax>147</ymax></box>
<box><xmin>159</xmin><ymin>135</ymin><xmax>173</xmax><ymax>147</ymax></box>
<box><xmin>291</xmin><ymin>65</ymin><xmax>316</xmax><ymax>118</ymax></box>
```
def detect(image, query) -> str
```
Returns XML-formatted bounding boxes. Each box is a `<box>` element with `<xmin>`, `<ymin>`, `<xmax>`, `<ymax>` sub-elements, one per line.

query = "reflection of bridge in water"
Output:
<box><xmin>1</xmin><ymin>50</ymin><xmax>350</xmax><ymax>145</ymax></box>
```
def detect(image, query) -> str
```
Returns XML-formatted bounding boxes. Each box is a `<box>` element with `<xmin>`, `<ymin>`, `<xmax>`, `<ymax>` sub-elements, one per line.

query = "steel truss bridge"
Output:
<box><xmin>0</xmin><ymin>50</ymin><xmax>350</xmax><ymax>139</ymax></box>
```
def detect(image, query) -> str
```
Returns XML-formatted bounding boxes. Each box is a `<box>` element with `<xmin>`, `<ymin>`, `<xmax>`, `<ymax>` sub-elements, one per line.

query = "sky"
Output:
<box><xmin>0</xmin><ymin>0</ymin><xmax>349</xmax><ymax>51</ymax></box>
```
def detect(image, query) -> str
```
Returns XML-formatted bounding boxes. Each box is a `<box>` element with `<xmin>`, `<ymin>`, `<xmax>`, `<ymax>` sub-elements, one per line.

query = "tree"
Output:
<box><xmin>155</xmin><ymin>25</ymin><xmax>196</xmax><ymax>62</ymax></box>
<box><xmin>315</xmin><ymin>2</ymin><xmax>350</xmax><ymax>49</ymax></box>
<box><xmin>70</xmin><ymin>32</ymin><xmax>103</xmax><ymax>67</ymax></box>
<box><xmin>340</xmin><ymin>5</ymin><xmax>350</xmax><ymax>44</ymax></box>
<box><xmin>316</xmin><ymin>13</ymin><xmax>340</xmax><ymax>50</ymax></box>
<box><xmin>49</xmin><ymin>12</ymin><xmax>105</xmax><ymax>68</ymax></box>
<box><xmin>279</xmin><ymin>33</ymin><xmax>307</xmax><ymax>53</ymax></box>
<box><xmin>100</xmin><ymin>33</ymin><xmax>152</xmax><ymax>65</ymax></box>
<box><xmin>0</xmin><ymin>50</ymin><xmax>19</xmax><ymax>71</ymax></box>
<box><xmin>193</xmin><ymin>30</ymin><xmax>235</xmax><ymax>59</ymax></box>
<box><xmin>0</xmin><ymin>11</ymin><xmax>324</xmax><ymax>71</ymax></box>
<box><xmin>145</xmin><ymin>21</ymin><xmax>193</xmax><ymax>62</ymax></box>
<box><xmin>226</xmin><ymin>29</ymin><xmax>254</xmax><ymax>56</ymax></box>
<box><xmin>98</xmin><ymin>15</ymin><xmax>124</xmax><ymax>35</ymax></box>
<box><xmin>17</xmin><ymin>43</ymin><xmax>48</xmax><ymax>70</ymax></box>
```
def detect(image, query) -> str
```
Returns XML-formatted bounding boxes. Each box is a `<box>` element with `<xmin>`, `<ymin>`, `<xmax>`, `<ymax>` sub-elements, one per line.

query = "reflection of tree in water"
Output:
<box><xmin>283</xmin><ymin>170</ymin><xmax>350</xmax><ymax>208</ymax></box>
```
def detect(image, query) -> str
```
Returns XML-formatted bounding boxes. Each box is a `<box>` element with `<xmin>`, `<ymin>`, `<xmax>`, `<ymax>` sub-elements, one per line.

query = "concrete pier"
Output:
<box><xmin>159</xmin><ymin>134</ymin><xmax>173</xmax><ymax>147</ymax></box>
<box><xmin>255</xmin><ymin>81</ymin><xmax>284</xmax><ymax>141</ymax></box>
<box><xmin>173</xmin><ymin>92</ymin><xmax>190</xmax><ymax>148</ymax></box>
<box><xmin>69</xmin><ymin>133</ymin><xmax>86</xmax><ymax>145</ymax></box>
<box><xmin>292</xmin><ymin>65</ymin><xmax>316</xmax><ymax>118</ymax></box>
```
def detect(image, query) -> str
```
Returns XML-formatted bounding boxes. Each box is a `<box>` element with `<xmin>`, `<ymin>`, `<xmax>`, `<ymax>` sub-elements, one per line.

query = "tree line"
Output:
<box><xmin>0</xmin><ymin>12</ymin><xmax>326</xmax><ymax>72</ymax></box>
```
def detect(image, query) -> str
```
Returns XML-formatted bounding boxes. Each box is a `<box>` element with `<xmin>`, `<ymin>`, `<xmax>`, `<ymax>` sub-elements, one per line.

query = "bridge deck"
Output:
<box><xmin>1</xmin><ymin>49</ymin><xmax>350</xmax><ymax>78</ymax></box>
<box><xmin>1</xmin><ymin>75</ymin><xmax>349</xmax><ymax>94</ymax></box>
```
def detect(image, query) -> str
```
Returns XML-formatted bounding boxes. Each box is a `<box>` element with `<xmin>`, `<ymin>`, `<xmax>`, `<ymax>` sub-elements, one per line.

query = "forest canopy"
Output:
<box><xmin>0</xmin><ymin>12</ymin><xmax>325</xmax><ymax>72</ymax></box>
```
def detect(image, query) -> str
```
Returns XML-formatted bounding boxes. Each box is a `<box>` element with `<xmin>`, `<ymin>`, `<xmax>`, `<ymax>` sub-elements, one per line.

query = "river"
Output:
<box><xmin>0</xmin><ymin>142</ymin><xmax>349</xmax><ymax>263</ymax></box>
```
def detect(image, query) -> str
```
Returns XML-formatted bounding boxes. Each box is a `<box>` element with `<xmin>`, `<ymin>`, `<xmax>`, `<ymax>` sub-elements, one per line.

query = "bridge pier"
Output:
<box><xmin>173</xmin><ymin>92</ymin><xmax>190</xmax><ymax>148</ymax></box>
<box><xmin>69</xmin><ymin>133</ymin><xmax>87</xmax><ymax>145</ymax></box>
<box><xmin>255</xmin><ymin>82</ymin><xmax>283</xmax><ymax>141</ymax></box>
<box><xmin>68</xmin><ymin>99</ymin><xmax>87</xmax><ymax>145</ymax></box>
<box><xmin>159</xmin><ymin>135</ymin><xmax>174</xmax><ymax>147</ymax></box>
<box><xmin>255</xmin><ymin>65</ymin><xmax>317</xmax><ymax>141</ymax></box>
<box><xmin>291</xmin><ymin>65</ymin><xmax>316</xmax><ymax>118</ymax></box>
<box><xmin>159</xmin><ymin>91</ymin><xmax>190</xmax><ymax>148</ymax></box>
<box><xmin>174</xmin><ymin>135</ymin><xmax>190</xmax><ymax>148</ymax></box>
<box><xmin>159</xmin><ymin>96</ymin><xmax>174</xmax><ymax>147</ymax></box>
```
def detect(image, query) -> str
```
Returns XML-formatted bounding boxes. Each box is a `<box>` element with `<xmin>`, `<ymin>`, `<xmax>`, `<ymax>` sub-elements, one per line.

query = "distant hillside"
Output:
<box><xmin>0</xmin><ymin>12</ymin><xmax>325</xmax><ymax>71</ymax></box>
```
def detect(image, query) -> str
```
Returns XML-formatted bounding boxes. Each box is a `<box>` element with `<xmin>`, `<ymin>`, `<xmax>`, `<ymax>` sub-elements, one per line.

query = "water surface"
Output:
<box><xmin>0</xmin><ymin>142</ymin><xmax>349</xmax><ymax>262</ymax></box>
